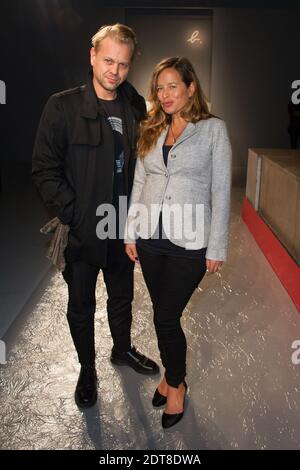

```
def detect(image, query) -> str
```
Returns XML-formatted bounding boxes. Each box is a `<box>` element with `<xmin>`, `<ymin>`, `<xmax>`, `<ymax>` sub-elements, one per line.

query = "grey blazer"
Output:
<box><xmin>125</xmin><ymin>117</ymin><xmax>232</xmax><ymax>261</ymax></box>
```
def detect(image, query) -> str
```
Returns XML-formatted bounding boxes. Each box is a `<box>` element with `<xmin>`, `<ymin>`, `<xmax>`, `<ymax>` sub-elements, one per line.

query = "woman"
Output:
<box><xmin>125</xmin><ymin>57</ymin><xmax>232</xmax><ymax>429</ymax></box>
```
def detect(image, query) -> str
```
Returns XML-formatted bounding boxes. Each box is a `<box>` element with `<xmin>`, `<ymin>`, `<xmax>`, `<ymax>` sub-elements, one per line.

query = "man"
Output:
<box><xmin>32</xmin><ymin>24</ymin><xmax>159</xmax><ymax>409</ymax></box>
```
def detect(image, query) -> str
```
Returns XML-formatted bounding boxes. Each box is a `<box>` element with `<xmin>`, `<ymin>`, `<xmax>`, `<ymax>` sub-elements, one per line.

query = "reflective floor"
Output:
<box><xmin>1</xmin><ymin>188</ymin><xmax>300</xmax><ymax>450</ymax></box>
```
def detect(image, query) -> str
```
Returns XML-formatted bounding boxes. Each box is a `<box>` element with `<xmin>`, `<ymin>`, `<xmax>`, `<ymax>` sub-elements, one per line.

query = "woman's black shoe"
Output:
<box><xmin>152</xmin><ymin>387</ymin><xmax>167</xmax><ymax>407</ymax></box>
<box><xmin>162</xmin><ymin>381</ymin><xmax>187</xmax><ymax>429</ymax></box>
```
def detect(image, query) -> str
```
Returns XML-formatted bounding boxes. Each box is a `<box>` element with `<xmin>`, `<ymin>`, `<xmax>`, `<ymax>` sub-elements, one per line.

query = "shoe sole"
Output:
<box><xmin>110</xmin><ymin>357</ymin><xmax>160</xmax><ymax>375</ymax></box>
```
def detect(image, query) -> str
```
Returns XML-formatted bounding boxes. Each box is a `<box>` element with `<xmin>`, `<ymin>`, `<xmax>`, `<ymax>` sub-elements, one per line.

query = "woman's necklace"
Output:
<box><xmin>170</xmin><ymin>123</ymin><xmax>177</xmax><ymax>144</ymax></box>
<box><xmin>170</xmin><ymin>121</ymin><xmax>187</xmax><ymax>144</ymax></box>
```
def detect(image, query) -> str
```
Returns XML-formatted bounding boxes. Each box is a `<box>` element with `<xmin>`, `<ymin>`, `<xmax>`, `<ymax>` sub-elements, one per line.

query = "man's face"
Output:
<box><xmin>90</xmin><ymin>36</ymin><xmax>133</xmax><ymax>98</ymax></box>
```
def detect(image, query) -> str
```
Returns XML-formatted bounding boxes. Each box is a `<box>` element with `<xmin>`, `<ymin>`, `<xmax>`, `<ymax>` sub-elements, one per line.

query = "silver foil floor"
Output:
<box><xmin>1</xmin><ymin>188</ymin><xmax>300</xmax><ymax>450</ymax></box>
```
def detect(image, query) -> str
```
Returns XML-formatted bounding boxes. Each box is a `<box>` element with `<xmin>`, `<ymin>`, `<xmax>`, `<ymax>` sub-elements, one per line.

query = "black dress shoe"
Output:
<box><xmin>75</xmin><ymin>364</ymin><xmax>97</xmax><ymax>409</ymax></box>
<box><xmin>152</xmin><ymin>388</ymin><xmax>167</xmax><ymax>407</ymax></box>
<box><xmin>162</xmin><ymin>381</ymin><xmax>187</xmax><ymax>429</ymax></box>
<box><xmin>110</xmin><ymin>346</ymin><xmax>159</xmax><ymax>375</ymax></box>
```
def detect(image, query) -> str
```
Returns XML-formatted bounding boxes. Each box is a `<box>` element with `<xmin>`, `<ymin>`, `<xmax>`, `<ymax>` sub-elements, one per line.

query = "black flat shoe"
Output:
<box><xmin>110</xmin><ymin>346</ymin><xmax>159</xmax><ymax>375</ymax></box>
<box><xmin>152</xmin><ymin>387</ymin><xmax>167</xmax><ymax>407</ymax></box>
<box><xmin>162</xmin><ymin>381</ymin><xmax>187</xmax><ymax>429</ymax></box>
<box><xmin>75</xmin><ymin>364</ymin><xmax>97</xmax><ymax>409</ymax></box>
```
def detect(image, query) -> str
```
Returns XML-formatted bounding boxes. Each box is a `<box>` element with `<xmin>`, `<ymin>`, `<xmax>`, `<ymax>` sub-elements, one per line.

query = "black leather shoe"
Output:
<box><xmin>75</xmin><ymin>364</ymin><xmax>97</xmax><ymax>409</ymax></box>
<box><xmin>162</xmin><ymin>381</ymin><xmax>187</xmax><ymax>429</ymax></box>
<box><xmin>110</xmin><ymin>346</ymin><xmax>159</xmax><ymax>375</ymax></box>
<box><xmin>152</xmin><ymin>387</ymin><xmax>167</xmax><ymax>407</ymax></box>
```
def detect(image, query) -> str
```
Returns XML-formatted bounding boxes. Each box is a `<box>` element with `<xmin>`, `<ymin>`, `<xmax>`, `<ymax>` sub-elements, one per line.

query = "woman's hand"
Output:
<box><xmin>206</xmin><ymin>259</ymin><xmax>223</xmax><ymax>274</ymax></box>
<box><xmin>125</xmin><ymin>243</ymin><xmax>140</xmax><ymax>264</ymax></box>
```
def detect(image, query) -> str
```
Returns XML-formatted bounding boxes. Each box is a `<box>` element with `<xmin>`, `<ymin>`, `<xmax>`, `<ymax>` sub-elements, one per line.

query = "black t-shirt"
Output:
<box><xmin>137</xmin><ymin>145</ymin><xmax>207</xmax><ymax>259</ymax></box>
<box><xmin>98</xmin><ymin>95</ymin><xmax>126</xmax><ymax>207</ymax></box>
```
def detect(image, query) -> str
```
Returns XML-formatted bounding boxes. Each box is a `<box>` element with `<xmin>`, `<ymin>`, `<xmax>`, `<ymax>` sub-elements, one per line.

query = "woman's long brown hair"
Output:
<box><xmin>137</xmin><ymin>56</ymin><xmax>212</xmax><ymax>158</ymax></box>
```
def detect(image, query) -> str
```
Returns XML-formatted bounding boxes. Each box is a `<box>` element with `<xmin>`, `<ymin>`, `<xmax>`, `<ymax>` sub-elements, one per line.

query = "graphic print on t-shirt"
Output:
<box><xmin>107</xmin><ymin>116</ymin><xmax>124</xmax><ymax>175</ymax></box>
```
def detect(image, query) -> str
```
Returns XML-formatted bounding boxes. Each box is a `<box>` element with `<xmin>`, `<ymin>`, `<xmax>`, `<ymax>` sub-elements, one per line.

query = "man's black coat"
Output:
<box><xmin>32</xmin><ymin>72</ymin><xmax>146</xmax><ymax>267</ymax></box>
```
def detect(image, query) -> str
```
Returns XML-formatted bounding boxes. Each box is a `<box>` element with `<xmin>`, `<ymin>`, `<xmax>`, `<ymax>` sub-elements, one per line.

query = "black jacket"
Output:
<box><xmin>32</xmin><ymin>72</ymin><xmax>146</xmax><ymax>267</ymax></box>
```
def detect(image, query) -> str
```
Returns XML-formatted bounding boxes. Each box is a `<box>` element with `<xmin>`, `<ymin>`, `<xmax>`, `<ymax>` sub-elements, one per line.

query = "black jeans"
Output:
<box><xmin>62</xmin><ymin>239</ymin><xmax>133</xmax><ymax>365</ymax></box>
<box><xmin>137</xmin><ymin>246</ymin><xmax>207</xmax><ymax>387</ymax></box>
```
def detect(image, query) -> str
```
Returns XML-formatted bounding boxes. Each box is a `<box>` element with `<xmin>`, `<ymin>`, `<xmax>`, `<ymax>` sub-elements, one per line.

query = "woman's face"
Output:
<box><xmin>156</xmin><ymin>67</ymin><xmax>194</xmax><ymax>117</ymax></box>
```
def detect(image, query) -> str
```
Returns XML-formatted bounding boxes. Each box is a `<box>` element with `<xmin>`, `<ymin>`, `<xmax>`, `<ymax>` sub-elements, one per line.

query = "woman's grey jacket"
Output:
<box><xmin>125</xmin><ymin>117</ymin><xmax>232</xmax><ymax>261</ymax></box>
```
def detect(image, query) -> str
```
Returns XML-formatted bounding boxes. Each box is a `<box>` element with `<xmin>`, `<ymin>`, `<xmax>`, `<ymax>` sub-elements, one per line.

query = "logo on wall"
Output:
<box><xmin>187</xmin><ymin>31</ymin><xmax>203</xmax><ymax>45</ymax></box>
<box><xmin>291</xmin><ymin>80</ymin><xmax>300</xmax><ymax>105</ymax></box>
<box><xmin>0</xmin><ymin>80</ymin><xmax>6</xmax><ymax>104</ymax></box>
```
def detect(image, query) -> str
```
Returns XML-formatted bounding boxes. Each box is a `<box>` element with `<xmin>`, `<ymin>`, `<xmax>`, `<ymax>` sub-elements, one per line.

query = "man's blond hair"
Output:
<box><xmin>91</xmin><ymin>23</ymin><xmax>137</xmax><ymax>58</ymax></box>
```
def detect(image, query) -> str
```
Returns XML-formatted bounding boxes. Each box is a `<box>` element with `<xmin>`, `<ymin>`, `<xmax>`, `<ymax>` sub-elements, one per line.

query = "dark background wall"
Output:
<box><xmin>127</xmin><ymin>9</ymin><xmax>213</xmax><ymax>101</ymax></box>
<box><xmin>0</xmin><ymin>1</ymin><xmax>124</xmax><ymax>164</ymax></box>
<box><xmin>211</xmin><ymin>7</ymin><xmax>300</xmax><ymax>183</ymax></box>
<box><xmin>0</xmin><ymin>0</ymin><xmax>300</xmax><ymax>185</ymax></box>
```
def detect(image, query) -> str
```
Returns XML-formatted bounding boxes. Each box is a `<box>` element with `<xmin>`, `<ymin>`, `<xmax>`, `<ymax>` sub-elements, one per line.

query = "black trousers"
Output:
<box><xmin>137</xmin><ymin>246</ymin><xmax>207</xmax><ymax>387</ymax></box>
<box><xmin>62</xmin><ymin>239</ymin><xmax>133</xmax><ymax>365</ymax></box>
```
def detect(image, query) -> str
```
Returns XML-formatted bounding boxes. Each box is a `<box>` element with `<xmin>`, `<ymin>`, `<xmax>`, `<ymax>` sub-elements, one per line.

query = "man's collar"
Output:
<box><xmin>79</xmin><ymin>70</ymin><xmax>99</xmax><ymax>119</ymax></box>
